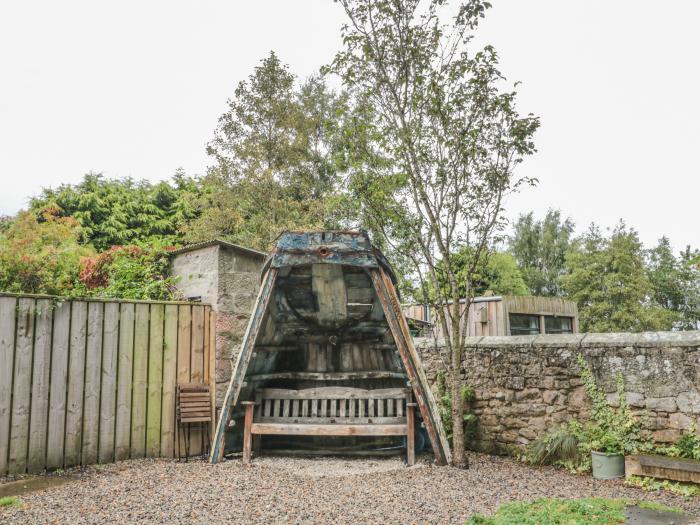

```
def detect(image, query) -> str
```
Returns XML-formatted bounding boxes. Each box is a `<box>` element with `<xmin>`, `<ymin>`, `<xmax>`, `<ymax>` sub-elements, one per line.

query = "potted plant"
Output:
<box><xmin>577</xmin><ymin>354</ymin><xmax>643</xmax><ymax>479</ymax></box>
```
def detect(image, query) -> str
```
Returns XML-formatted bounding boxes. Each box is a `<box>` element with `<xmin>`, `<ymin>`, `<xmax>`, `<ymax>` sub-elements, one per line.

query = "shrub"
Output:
<box><xmin>435</xmin><ymin>370</ymin><xmax>476</xmax><ymax>447</ymax></box>
<box><xmin>77</xmin><ymin>243</ymin><xmax>181</xmax><ymax>301</ymax></box>
<box><xmin>577</xmin><ymin>353</ymin><xmax>644</xmax><ymax>455</ymax></box>
<box><xmin>655</xmin><ymin>422</ymin><xmax>700</xmax><ymax>460</ymax></box>
<box><xmin>0</xmin><ymin>207</ymin><xmax>94</xmax><ymax>295</ymax></box>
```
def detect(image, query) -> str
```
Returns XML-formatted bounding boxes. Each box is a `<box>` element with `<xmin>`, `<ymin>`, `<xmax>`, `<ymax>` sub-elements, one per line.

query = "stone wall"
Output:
<box><xmin>170</xmin><ymin>243</ymin><xmax>265</xmax><ymax>406</ymax></box>
<box><xmin>416</xmin><ymin>332</ymin><xmax>700</xmax><ymax>453</ymax></box>
<box><xmin>214</xmin><ymin>248</ymin><xmax>263</xmax><ymax>403</ymax></box>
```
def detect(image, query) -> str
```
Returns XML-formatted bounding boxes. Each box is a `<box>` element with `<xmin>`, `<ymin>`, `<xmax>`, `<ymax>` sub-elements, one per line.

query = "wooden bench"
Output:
<box><xmin>241</xmin><ymin>387</ymin><xmax>416</xmax><ymax>465</ymax></box>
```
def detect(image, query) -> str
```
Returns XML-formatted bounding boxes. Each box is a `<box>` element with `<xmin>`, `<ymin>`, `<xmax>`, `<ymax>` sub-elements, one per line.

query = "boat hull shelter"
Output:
<box><xmin>210</xmin><ymin>231</ymin><xmax>451</xmax><ymax>465</ymax></box>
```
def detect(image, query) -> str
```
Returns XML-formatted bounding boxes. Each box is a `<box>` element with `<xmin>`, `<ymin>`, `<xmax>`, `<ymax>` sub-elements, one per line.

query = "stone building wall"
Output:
<box><xmin>416</xmin><ymin>332</ymin><xmax>700</xmax><ymax>453</ymax></box>
<box><xmin>170</xmin><ymin>242</ymin><xmax>265</xmax><ymax>406</ymax></box>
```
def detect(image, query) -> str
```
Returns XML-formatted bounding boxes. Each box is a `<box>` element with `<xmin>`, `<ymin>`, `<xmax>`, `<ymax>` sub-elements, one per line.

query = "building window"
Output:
<box><xmin>509</xmin><ymin>314</ymin><xmax>575</xmax><ymax>335</ymax></box>
<box><xmin>544</xmin><ymin>316</ymin><xmax>573</xmax><ymax>334</ymax></box>
<box><xmin>509</xmin><ymin>314</ymin><xmax>540</xmax><ymax>335</ymax></box>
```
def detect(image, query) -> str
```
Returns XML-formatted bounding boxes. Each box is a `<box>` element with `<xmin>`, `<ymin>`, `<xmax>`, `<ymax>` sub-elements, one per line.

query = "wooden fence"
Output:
<box><xmin>0</xmin><ymin>293</ymin><xmax>215</xmax><ymax>476</ymax></box>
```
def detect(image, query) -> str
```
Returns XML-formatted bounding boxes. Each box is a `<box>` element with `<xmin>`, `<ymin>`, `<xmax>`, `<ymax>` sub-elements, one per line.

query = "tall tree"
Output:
<box><xmin>186</xmin><ymin>52</ymin><xmax>346</xmax><ymax>250</ymax></box>
<box><xmin>509</xmin><ymin>209</ymin><xmax>575</xmax><ymax>296</ymax></box>
<box><xmin>647</xmin><ymin>237</ymin><xmax>700</xmax><ymax>330</ymax></box>
<box><xmin>562</xmin><ymin>224</ymin><xmax>676</xmax><ymax>332</ymax></box>
<box><xmin>330</xmin><ymin>0</ymin><xmax>538</xmax><ymax>466</ymax></box>
<box><xmin>29</xmin><ymin>170</ymin><xmax>201</xmax><ymax>251</ymax></box>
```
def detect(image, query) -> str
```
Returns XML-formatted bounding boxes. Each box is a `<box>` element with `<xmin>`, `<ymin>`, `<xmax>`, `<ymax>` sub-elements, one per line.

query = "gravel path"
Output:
<box><xmin>2</xmin><ymin>452</ymin><xmax>699</xmax><ymax>524</ymax></box>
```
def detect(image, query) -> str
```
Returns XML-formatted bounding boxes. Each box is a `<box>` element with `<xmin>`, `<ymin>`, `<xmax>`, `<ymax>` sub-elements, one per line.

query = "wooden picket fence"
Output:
<box><xmin>0</xmin><ymin>293</ymin><xmax>215</xmax><ymax>475</ymax></box>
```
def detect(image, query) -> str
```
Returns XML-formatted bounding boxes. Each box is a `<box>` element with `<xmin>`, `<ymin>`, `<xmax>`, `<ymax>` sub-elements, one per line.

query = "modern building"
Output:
<box><xmin>403</xmin><ymin>295</ymin><xmax>579</xmax><ymax>339</ymax></box>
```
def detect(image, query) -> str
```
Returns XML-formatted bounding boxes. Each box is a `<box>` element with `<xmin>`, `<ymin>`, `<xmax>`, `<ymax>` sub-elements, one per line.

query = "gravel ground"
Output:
<box><xmin>2</xmin><ymin>452</ymin><xmax>699</xmax><ymax>524</ymax></box>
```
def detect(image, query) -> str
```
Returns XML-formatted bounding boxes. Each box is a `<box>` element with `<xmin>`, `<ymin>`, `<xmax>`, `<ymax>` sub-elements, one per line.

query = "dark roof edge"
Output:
<box><xmin>169</xmin><ymin>239</ymin><xmax>268</xmax><ymax>259</ymax></box>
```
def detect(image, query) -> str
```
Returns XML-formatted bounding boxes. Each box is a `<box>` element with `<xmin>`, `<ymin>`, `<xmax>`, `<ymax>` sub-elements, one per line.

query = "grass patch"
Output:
<box><xmin>467</xmin><ymin>497</ymin><xmax>683</xmax><ymax>525</ymax></box>
<box><xmin>0</xmin><ymin>496</ymin><xmax>21</xmax><ymax>508</ymax></box>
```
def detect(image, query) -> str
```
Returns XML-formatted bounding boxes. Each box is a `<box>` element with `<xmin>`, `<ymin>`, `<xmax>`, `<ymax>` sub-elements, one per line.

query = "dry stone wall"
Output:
<box><xmin>416</xmin><ymin>332</ymin><xmax>700</xmax><ymax>454</ymax></box>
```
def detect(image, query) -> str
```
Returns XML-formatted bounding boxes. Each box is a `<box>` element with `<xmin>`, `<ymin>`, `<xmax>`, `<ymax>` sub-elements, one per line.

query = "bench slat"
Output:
<box><xmin>251</xmin><ymin>423</ymin><xmax>408</xmax><ymax>436</ymax></box>
<box><xmin>258</xmin><ymin>416</ymin><xmax>406</xmax><ymax>425</ymax></box>
<box><xmin>259</xmin><ymin>387</ymin><xmax>410</xmax><ymax>400</ymax></box>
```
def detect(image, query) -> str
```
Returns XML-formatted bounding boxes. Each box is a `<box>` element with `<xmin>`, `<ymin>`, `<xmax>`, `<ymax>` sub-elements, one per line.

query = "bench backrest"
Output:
<box><xmin>254</xmin><ymin>387</ymin><xmax>412</xmax><ymax>424</ymax></box>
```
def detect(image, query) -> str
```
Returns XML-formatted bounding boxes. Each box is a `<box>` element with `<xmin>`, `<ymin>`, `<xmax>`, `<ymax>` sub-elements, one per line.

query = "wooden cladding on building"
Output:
<box><xmin>0</xmin><ymin>294</ymin><xmax>215</xmax><ymax>475</ymax></box>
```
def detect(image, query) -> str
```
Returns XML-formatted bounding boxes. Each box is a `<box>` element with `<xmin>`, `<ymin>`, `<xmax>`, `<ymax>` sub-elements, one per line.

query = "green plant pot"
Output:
<box><xmin>591</xmin><ymin>451</ymin><xmax>625</xmax><ymax>479</ymax></box>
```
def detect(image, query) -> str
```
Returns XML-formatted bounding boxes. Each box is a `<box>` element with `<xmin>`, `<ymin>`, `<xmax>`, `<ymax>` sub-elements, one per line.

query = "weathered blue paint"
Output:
<box><xmin>270</xmin><ymin>231</ymin><xmax>378</xmax><ymax>269</ymax></box>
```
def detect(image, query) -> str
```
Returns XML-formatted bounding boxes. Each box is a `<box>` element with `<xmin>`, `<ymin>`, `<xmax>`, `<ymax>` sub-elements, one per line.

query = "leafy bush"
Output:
<box><xmin>577</xmin><ymin>353</ymin><xmax>644</xmax><ymax>455</ymax></box>
<box><xmin>626</xmin><ymin>475</ymin><xmax>700</xmax><ymax>498</ymax></box>
<box><xmin>77</xmin><ymin>243</ymin><xmax>181</xmax><ymax>301</ymax></box>
<box><xmin>0</xmin><ymin>207</ymin><xmax>95</xmax><ymax>295</ymax></box>
<box><xmin>655</xmin><ymin>422</ymin><xmax>700</xmax><ymax>460</ymax></box>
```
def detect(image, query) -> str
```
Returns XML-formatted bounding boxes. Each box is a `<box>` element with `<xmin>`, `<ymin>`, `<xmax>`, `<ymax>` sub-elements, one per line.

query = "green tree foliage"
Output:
<box><xmin>29</xmin><ymin>170</ymin><xmax>201</xmax><ymax>251</ymax></box>
<box><xmin>184</xmin><ymin>52</ymin><xmax>347</xmax><ymax>250</ymax></box>
<box><xmin>647</xmin><ymin>237</ymin><xmax>700</xmax><ymax>330</ymax></box>
<box><xmin>330</xmin><ymin>0</ymin><xmax>539</xmax><ymax>466</ymax></box>
<box><xmin>0</xmin><ymin>207</ymin><xmax>95</xmax><ymax>295</ymax></box>
<box><xmin>509</xmin><ymin>209</ymin><xmax>575</xmax><ymax>296</ymax></box>
<box><xmin>561</xmin><ymin>224</ymin><xmax>676</xmax><ymax>332</ymax></box>
<box><xmin>438</xmin><ymin>248</ymin><xmax>528</xmax><ymax>298</ymax></box>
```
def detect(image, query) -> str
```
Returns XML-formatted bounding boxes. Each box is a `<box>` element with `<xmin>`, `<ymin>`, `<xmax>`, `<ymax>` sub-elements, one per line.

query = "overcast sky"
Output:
<box><xmin>1</xmin><ymin>1</ymin><xmax>698</xmax><ymax>250</ymax></box>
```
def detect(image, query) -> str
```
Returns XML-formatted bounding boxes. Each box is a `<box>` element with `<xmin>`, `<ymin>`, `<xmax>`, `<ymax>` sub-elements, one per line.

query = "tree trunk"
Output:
<box><xmin>450</xmin><ymin>368</ymin><xmax>467</xmax><ymax>468</ymax></box>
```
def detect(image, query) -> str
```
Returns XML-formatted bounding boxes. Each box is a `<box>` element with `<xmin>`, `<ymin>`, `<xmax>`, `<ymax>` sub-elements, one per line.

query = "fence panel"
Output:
<box><xmin>0</xmin><ymin>294</ymin><xmax>214</xmax><ymax>475</ymax></box>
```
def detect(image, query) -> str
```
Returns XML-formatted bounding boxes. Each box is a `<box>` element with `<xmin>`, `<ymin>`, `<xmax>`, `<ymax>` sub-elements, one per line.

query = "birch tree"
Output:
<box><xmin>330</xmin><ymin>0</ymin><xmax>539</xmax><ymax>466</ymax></box>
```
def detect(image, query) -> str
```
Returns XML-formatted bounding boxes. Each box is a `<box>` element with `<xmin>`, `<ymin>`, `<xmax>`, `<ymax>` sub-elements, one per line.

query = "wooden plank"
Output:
<box><xmin>189</xmin><ymin>305</ymin><xmax>205</xmax><ymax>456</ymax></box>
<box><xmin>247</xmin><ymin>371</ymin><xmax>405</xmax><ymax>382</ymax></box>
<box><xmin>130</xmin><ymin>303</ymin><xmax>149</xmax><ymax>459</ymax></box>
<box><xmin>259</xmin><ymin>387</ymin><xmax>410</xmax><ymax>400</ymax></box>
<box><xmin>242</xmin><ymin>403</ymin><xmax>254</xmax><ymax>463</ymax></box>
<box><xmin>251</xmin><ymin>423</ymin><xmax>407</xmax><ymax>436</ymax></box>
<box><xmin>311</xmin><ymin>264</ymin><xmax>347</xmax><ymax>327</ymax></box>
<box><xmin>27</xmin><ymin>299</ymin><xmax>53</xmax><ymax>473</ymax></box>
<box><xmin>626</xmin><ymin>454</ymin><xmax>700</xmax><ymax>483</ymax></box>
<box><xmin>258</xmin><ymin>416</ymin><xmax>406</xmax><ymax>425</ymax></box>
<box><xmin>407</xmin><ymin>403</ymin><xmax>416</xmax><ymax>466</ymax></box>
<box><xmin>46</xmin><ymin>301</ymin><xmax>70</xmax><ymax>470</ymax></box>
<box><xmin>0</xmin><ymin>296</ymin><xmax>17</xmax><ymax>476</ymax></box>
<box><xmin>210</xmin><ymin>269</ymin><xmax>278</xmax><ymax>463</ymax></box>
<box><xmin>145</xmin><ymin>304</ymin><xmax>164</xmax><ymax>458</ymax></box>
<box><xmin>9</xmin><ymin>298</ymin><xmax>36</xmax><ymax>474</ymax></box>
<box><xmin>207</xmin><ymin>308</ymin><xmax>216</xmax><ymax>446</ymax></box>
<box><xmin>64</xmin><ymin>301</ymin><xmax>88</xmax><ymax>469</ymax></box>
<box><xmin>114</xmin><ymin>303</ymin><xmax>134</xmax><ymax>461</ymax></box>
<box><xmin>176</xmin><ymin>305</ymin><xmax>191</xmax><ymax>459</ymax></box>
<box><xmin>98</xmin><ymin>302</ymin><xmax>119</xmax><ymax>464</ymax></box>
<box><xmin>81</xmin><ymin>301</ymin><xmax>103</xmax><ymax>466</ymax></box>
<box><xmin>160</xmin><ymin>304</ymin><xmax>178</xmax><ymax>458</ymax></box>
<box><xmin>370</xmin><ymin>268</ymin><xmax>451</xmax><ymax>465</ymax></box>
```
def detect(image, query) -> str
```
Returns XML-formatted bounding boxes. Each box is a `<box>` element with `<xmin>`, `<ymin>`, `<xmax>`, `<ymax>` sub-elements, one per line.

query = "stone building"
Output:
<box><xmin>169</xmin><ymin>240</ymin><xmax>266</xmax><ymax>405</ymax></box>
